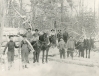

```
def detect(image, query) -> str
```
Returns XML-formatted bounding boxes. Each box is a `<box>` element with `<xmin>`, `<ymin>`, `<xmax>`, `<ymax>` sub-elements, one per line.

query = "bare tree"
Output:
<box><xmin>0</xmin><ymin>0</ymin><xmax>7</xmax><ymax>49</ymax></box>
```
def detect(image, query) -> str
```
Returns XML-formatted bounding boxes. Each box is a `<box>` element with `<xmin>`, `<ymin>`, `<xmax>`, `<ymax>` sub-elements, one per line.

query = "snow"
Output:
<box><xmin>0</xmin><ymin>48</ymin><xmax>99</xmax><ymax>76</ymax></box>
<box><xmin>0</xmin><ymin>59</ymin><xmax>99</xmax><ymax>76</ymax></box>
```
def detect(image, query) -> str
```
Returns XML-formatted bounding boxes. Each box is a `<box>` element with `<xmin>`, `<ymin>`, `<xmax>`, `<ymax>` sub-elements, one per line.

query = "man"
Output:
<box><xmin>50</xmin><ymin>29</ymin><xmax>55</xmax><ymax>36</ymax></box>
<box><xmin>32</xmin><ymin>29</ymin><xmax>40</xmax><ymax>63</ymax></box>
<box><xmin>20</xmin><ymin>35</ymin><xmax>31</xmax><ymax>68</ymax></box>
<box><xmin>49</xmin><ymin>29</ymin><xmax>56</xmax><ymax>47</ymax></box>
<box><xmin>25</xmin><ymin>28</ymin><xmax>33</xmax><ymax>42</ymax></box>
<box><xmin>67</xmin><ymin>36</ymin><xmax>75</xmax><ymax>59</ymax></box>
<box><xmin>33</xmin><ymin>29</ymin><xmax>40</xmax><ymax>40</ymax></box>
<box><xmin>57</xmin><ymin>30</ymin><xmax>63</xmax><ymax>42</ymax></box>
<box><xmin>3</xmin><ymin>35</ymin><xmax>18</xmax><ymax>70</ymax></box>
<box><xmin>24</xmin><ymin>28</ymin><xmax>33</xmax><ymax>63</ymax></box>
<box><xmin>58</xmin><ymin>38</ymin><xmax>66</xmax><ymax>59</ymax></box>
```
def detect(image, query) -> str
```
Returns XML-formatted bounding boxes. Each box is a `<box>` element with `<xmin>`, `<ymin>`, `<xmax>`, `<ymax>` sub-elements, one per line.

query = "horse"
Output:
<box><xmin>63</xmin><ymin>31</ymin><xmax>69</xmax><ymax>43</ymax></box>
<box><xmin>39</xmin><ymin>33</ymin><xmax>50</xmax><ymax>63</ymax></box>
<box><xmin>49</xmin><ymin>34</ymin><xmax>57</xmax><ymax>47</ymax></box>
<box><xmin>75</xmin><ymin>41</ymin><xmax>85</xmax><ymax>57</ymax></box>
<box><xmin>84</xmin><ymin>38</ymin><xmax>94</xmax><ymax>58</ymax></box>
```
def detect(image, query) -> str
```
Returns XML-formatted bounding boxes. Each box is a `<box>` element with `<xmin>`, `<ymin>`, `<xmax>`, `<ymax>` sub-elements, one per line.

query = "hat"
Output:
<box><xmin>35</xmin><ymin>29</ymin><xmax>39</xmax><ymax>31</ymax></box>
<box><xmin>9</xmin><ymin>35</ymin><xmax>13</xmax><ymax>38</ymax></box>
<box><xmin>51</xmin><ymin>29</ymin><xmax>55</xmax><ymax>31</ymax></box>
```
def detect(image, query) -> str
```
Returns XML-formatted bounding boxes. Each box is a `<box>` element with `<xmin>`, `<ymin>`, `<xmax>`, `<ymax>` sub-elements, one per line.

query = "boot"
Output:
<box><xmin>8</xmin><ymin>62</ymin><xmax>11</xmax><ymax>70</ymax></box>
<box><xmin>25</xmin><ymin>65</ymin><xmax>28</xmax><ymax>68</ymax></box>
<box><xmin>22</xmin><ymin>62</ymin><xmax>25</xmax><ymax>69</ymax></box>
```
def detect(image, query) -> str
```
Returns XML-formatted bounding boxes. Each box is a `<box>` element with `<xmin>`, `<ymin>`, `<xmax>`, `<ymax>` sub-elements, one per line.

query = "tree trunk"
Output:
<box><xmin>61</xmin><ymin>0</ymin><xmax>63</xmax><ymax>23</ymax></box>
<box><xmin>19</xmin><ymin>0</ymin><xmax>23</xmax><ymax>28</ymax></box>
<box><xmin>31</xmin><ymin>0</ymin><xmax>36</xmax><ymax>30</ymax></box>
<box><xmin>0</xmin><ymin>0</ymin><xmax>6</xmax><ymax>50</ymax></box>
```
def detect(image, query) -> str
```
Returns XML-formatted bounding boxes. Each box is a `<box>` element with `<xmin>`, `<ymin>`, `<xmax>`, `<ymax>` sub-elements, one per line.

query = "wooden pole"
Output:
<box><xmin>60</xmin><ymin>0</ymin><xmax>63</xmax><ymax>29</ymax></box>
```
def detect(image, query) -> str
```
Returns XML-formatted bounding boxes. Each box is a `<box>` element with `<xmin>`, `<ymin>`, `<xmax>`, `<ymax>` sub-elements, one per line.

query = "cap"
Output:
<box><xmin>51</xmin><ymin>29</ymin><xmax>55</xmax><ymax>31</ymax></box>
<box><xmin>9</xmin><ymin>35</ymin><xmax>13</xmax><ymax>38</ymax></box>
<box><xmin>35</xmin><ymin>29</ymin><xmax>39</xmax><ymax>31</ymax></box>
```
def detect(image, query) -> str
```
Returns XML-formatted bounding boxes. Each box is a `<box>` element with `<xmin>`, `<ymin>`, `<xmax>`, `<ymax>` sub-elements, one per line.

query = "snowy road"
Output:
<box><xmin>0</xmin><ymin>47</ymin><xmax>99</xmax><ymax>76</ymax></box>
<box><xmin>0</xmin><ymin>59</ymin><xmax>99</xmax><ymax>76</ymax></box>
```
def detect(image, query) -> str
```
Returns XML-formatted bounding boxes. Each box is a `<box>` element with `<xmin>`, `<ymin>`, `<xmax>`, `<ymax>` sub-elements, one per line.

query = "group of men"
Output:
<box><xmin>2</xmin><ymin>28</ymin><xmax>86</xmax><ymax>70</ymax></box>
<box><xmin>3</xmin><ymin>28</ymin><xmax>40</xmax><ymax>70</ymax></box>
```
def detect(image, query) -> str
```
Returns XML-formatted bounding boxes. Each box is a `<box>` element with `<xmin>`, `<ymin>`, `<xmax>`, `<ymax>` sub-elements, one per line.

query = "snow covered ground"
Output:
<box><xmin>0</xmin><ymin>47</ymin><xmax>99</xmax><ymax>76</ymax></box>
<box><xmin>0</xmin><ymin>59</ymin><xmax>99</xmax><ymax>76</ymax></box>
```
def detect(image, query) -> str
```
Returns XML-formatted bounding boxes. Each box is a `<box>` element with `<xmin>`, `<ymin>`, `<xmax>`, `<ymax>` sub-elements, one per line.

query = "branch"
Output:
<box><xmin>11</xmin><ymin>4</ymin><xmax>26</xmax><ymax>18</ymax></box>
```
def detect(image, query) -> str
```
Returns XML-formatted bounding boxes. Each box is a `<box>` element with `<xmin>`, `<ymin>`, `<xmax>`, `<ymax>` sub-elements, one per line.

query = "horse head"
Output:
<box><xmin>39</xmin><ymin>33</ymin><xmax>49</xmax><ymax>44</ymax></box>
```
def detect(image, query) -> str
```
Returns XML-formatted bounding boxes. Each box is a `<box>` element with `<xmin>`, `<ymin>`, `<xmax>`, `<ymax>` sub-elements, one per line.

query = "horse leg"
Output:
<box><xmin>36</xmin><ymin>52</ymin><xmax>38</xmax><ymax>62</ymax></box>
<box><xmin>88</xmin><ymin>49</ymin><xmax>90</xmax><ymax>58</ymax></box>
<box><xmin>67</xmin><ymin>51</ymin><xmax>69</xmax><ymax>58</ymax></box>
<box><xmin>46</xmin><ymin>50</ymin><xmax>49</xmax><ymax>63</ymax></box>
<box><xmin>63</xmin><ymin>49</ymin><xmax>65</xmax><ymax>59</ymax></box>
<box><xmin>71</xmin><ymin>51</ymin><xmax>73</xmax><ymax>59</ymax></box>
<box><xmin>83</xmin><ymin>50</ymin><xmax>84</xmax><ymax>58</ymax></box>
<box><xmin>78</xmin><ymin>50</ymin><xmax>80</xmax><ymax>57</ymax></box>
<box><xmin>37</xmin><ymin>50</ymin><xmax>40</xmax><ymax>63</ymax></box>
<box><xmin>86</xmin><ymin>49</ymin><xmax>87</xmax><ymax>58</ymax></box>
<box><xmin>33</xmin><ymin>52</ymin><xmax>36</xmax><ymax>63</ymax></box>
<box><xmin>37</xmin><ymin>51</ymin><xmax>40</xmax><ymax>63</ymax></box>
<box><xmin>42</xmin><ymin>50</ymin><xmax>45</xmax><ymax>63</ymax></box>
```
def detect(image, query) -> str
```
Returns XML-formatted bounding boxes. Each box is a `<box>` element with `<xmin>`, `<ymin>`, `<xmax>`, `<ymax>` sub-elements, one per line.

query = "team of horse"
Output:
<box><xmin>29</xmin><ymin>31</ymin><xmax>94</xmax><ymax>63</ymax></box>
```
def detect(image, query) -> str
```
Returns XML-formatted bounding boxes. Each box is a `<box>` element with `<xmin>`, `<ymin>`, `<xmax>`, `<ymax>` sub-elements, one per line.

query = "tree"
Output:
<box><xmin>0</xmin><ymin>0</ymin><xmax>7</xmax><ymax>49</ymax></box>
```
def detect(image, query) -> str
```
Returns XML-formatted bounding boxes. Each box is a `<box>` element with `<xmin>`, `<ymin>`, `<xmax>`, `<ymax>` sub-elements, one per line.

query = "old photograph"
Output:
<box><xmin>0</xmin><ymin>0</ymin><xmax>99</xmax><ymax>76</ymax></box>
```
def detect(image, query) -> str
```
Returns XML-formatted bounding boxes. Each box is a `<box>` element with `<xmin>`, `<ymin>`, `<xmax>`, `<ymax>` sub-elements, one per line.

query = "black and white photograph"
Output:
<box><xmin>0</xmin><ymin>0</ymin><xmax>99</xmax><ymax>76</ymax></box>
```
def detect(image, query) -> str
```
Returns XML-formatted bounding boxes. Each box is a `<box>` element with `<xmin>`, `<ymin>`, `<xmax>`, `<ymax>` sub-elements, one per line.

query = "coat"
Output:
<box><xmin>4</xmin><ymin>40</ymin><xmax>18</xmax><ymax>52</ymax></box>
<box><xmin>25</xmin><ymin>32</ymin><xmax>33</xmax><ymax>42</ymax></box>
<box><xmin>67</xmin><ymin>39</ymin><xmax>75</xmax><ymax>49</ymax></box>
<box><xmin>21</xmin><ymin>40</ymin><xmax>31</xmax><ymax>52</ymax></box>
<box><xmin>58</xmin><ymin>40</ymin><xmax>66</xmax><ymax>50</ymax></box>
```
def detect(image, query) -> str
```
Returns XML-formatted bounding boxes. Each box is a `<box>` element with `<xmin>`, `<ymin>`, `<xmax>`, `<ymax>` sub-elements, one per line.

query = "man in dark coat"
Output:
<box><xmin>49</xmin><ymin>29</ymin><xmax>56</xmax><ymax>47</ymax></box>
<box><xmin>32</xmin><ymin>29</ymin><xmax>40</xmax><ymax>63</ymax></box>
<box><xmin>57</xmin><ymin>30</ymin><xmax>63</xmax><ymax>42</ymax></box>
<box><xmin>3</xmin><ymin>35</ymin><xmax>18</xmax><ymax>70</ymax></box>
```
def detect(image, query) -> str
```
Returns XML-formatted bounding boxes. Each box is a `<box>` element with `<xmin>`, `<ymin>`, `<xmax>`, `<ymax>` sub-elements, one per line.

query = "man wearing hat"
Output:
<box><xmin>50</xmin><ymin>29</ymin><xmax>55</xmax><ymax>36</ymax></box>
<box><xmin>58</xmin><ymin>38</ymin><xmax>66</xmax><ymax>59</ymax></box>
<box><xmin>24</xmin><ymin>28</ymin><xmax>33</xmax><ymax>63</ymax></box>
<box><xmin>3</xmin><ymin>35</ymin><xmax>18</xmax><ymax>70</ymax></box>
<box><xmin>20</xmin><ymin>35</ymin><xmax>31</xmax><ymax>68</ymax></box>
<box><xmin>57</xmin><ymin>30</ymin><xmax>63</xmax><ymax>42</ymax></box>
<box><xmin>67</xmin><ymin>36</ymin><xmax>76</xmax><ymax>59</ymax></box>
<box><xmin>25</xmin><ymin>28</ymin><xmax>33</xmax><ymax>42</ymax></box>
<box><xmin>33</xmin><ymin>29</ymin><xmax>40</xmax><ymax>37</ymax></box>
<box><xmin>32</xmin><ymin>29</ymin><xmax>40</xmax><ymax>41</ymax></box>
<box><xmin>32</xmin><ymin>29</ymin><xmax>40</xmax><ymax>63</ymax></box>
<box><xmin>49</xmin><ymin>29</ymin><xmax>57</xmax><ymax>47</ymax></box>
